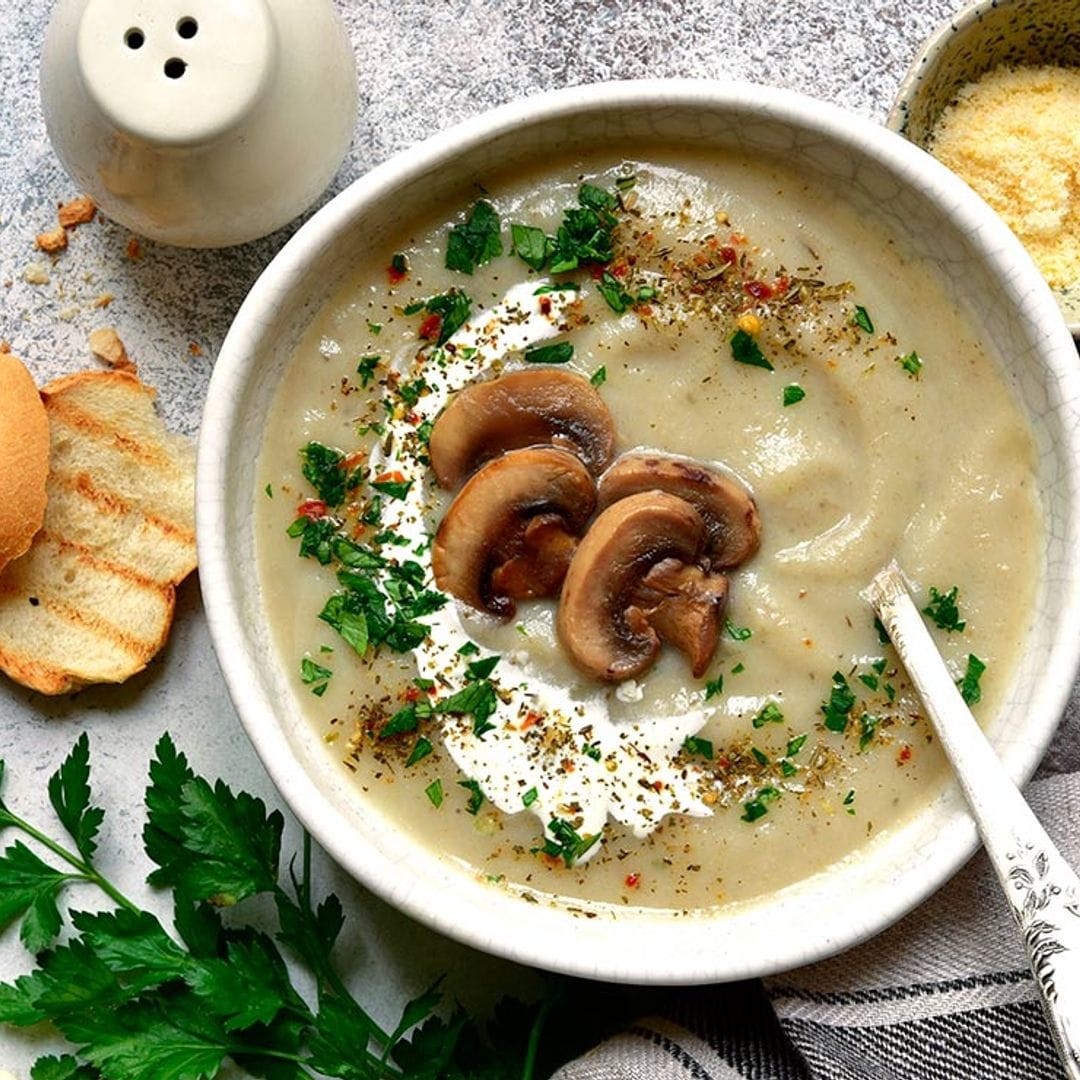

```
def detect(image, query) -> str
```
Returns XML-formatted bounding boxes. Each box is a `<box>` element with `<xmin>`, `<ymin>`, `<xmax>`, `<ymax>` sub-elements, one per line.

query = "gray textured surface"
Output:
<box><xmin>2</xmin><ymin>0</ymin><xmax>1078</xmax><ymax>1072</ymax></box>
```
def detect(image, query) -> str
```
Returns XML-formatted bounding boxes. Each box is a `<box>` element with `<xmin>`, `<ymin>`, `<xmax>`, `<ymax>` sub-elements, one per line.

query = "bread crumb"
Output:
<box><xmin>23</xmin><ymin>264</ymin><xmax>50</xmax><ymax>285</ymax></box>
<box><xmin>35</xmin><ymin>225</ymin><xmax>68</xmax><ymax>254</ymax></box>
<box><xmin>929</xmin><ymin>65</ymin><xmax>1080</xmax><ymax>289</ymax></box>
<box><xmin>93</xmin><ymin>292</ymin><xmax>114</xmax><ymax>308</ymax></box>
<box><xmin>88</xmin><ymin>327</ymin><xmax>136</xmax><ymax>373</ymax></box>
<box><xmin>58</xmin><ymin>195</ymin><xmax>96</xmax><ymax>228</ymax></box>
<box><xmin>126</xmin><ymin>236</ymin><xmax>143</xmax><ymax>260</ymax></box>
<box><xmin>0</xmin><ymin>341</ymin><xmax>10</xmax><ymax>353</ymax></box>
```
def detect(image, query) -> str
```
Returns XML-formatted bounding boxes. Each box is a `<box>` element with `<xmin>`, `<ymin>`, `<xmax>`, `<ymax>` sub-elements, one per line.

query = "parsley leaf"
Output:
<box><xmin>821</xmin><ymin>671</ymin><xmax>856</xmax><ymax>733</ymax></box>
<box><xmin>682</xmin><ymin>737</ymin><xmax>714</xmax><ymax>761</ymax></box>
<box><xmin>786</xmin><ymin>733</ymin><xmax>808</xmax><ymax>757</ymax></box>
<box><xmin>741</xmin><ymin>786</ymin><xmax>781</xmax><ymax>823</ymax></box>
<box><xmin>923</xmin><ymin>585</ymin><xmax>966</xmax><ymax>633</ymax></box>
<box><xmin>425</xmin><ymin>779</ymin><xmax>443</xmax><ymax>808</ymax></box>
<box><xmin>897</xmin><ymin>350</ymin><xmax>923</xmax><ymax>378</ymax></box>
<box><xmin>751</xmin><ymin>701</ymin><xmax>784</xmax><ymax>728</ymax></box>
<box><xmin>47</xmin><ymin>733</ymin><xmax>103</xmax><ymax>864</ymax></box>
<box><xmin>0</xmin><ymin>841</ymin><xmax>67</xmax><ymax>952</ymax></box>
<box><xmin>958</xmin><ymin>654</ymin><xmax>986</xmax><ymax>706</ymax></box>
<box><xmin>725</xmin><ymin>619</ymin><xmax>752</xmax><ymax>641</ymax></box>
<box><xmin>525</xmin><ymin>341</ymin><xmax>574</xmax><ymax>365</ymax></box>
<box><xmin>782</xmin><ymin>384</ymin><xmax>805</xmax><ymax>407</ymax></box>
<box><xmin>288</xmin><ymin>515</ymin><xmax>338</xmax><ymax>565</ymax></box>
<box><xmin>412</xmin><ymin>290</ymin><xmax>473</xmax><ymax>346</ymax></box>
<box><xmin>511</xmin><ymin>223</ymin><xmax>549</xmax><ymax>271</ymax></box>
<box><xmin>406</xmin><ymin>737</ymin><xmax>433</xmax><ymax>767</ymax></box>
<box><xmin>536</xmin><ymin>817</ymin><xmax>599</xmax><ymax>866</ymax></box>
<box><xmin>704</xmin><ymin>675</ymin><xmax>724</xmax><ymax>700</ymax></box>
<box><xmin>437</xmin><ymin>680</ymin><xmax>499</xmax><ymax>739</ymax></box>
<box><xmin>356</xmin><ymin>354</ymin><xmax>380</xmax><ymax>386</ymax></box>
<box><xmin>851</xmin><ymin>305</ymin><xmax>874</xmax><ymax>333</ymax></box>
<box><xmin>446</xmin><ymin>199</ymin><xmax>502</xmax><ymax>274</ymax></box>
<box><xmin>859</xmin><ymin>713</ymin><xmax>879</xmax><ymax>751</ymax></box>
<box><xmin>459</xmin><ymin>779</ymin><xmax>486</xmax><ymax>815</ymax></box>
<box><xmin>300</xmin><ymin>657</ymin><xmax>332</xmax><ymax>690</ymax></box>
<box><xmin>597</xmin><ymin>271</ymin><xmax>633</xmax><ymax>314</ymax></box>
<box><xmin>590</xmin><ymin>365</ymin><xmax>607</xmax><ymax>387</ymax></box>
<box><xmin>300</xmin><ymin>442</ymin><xmax>348</xmax><ymax>507</ymax></box>
<box><xmin>731</xmin><ymin>329</ymin><xmax>774</xmax><ymax>371</ymax></box>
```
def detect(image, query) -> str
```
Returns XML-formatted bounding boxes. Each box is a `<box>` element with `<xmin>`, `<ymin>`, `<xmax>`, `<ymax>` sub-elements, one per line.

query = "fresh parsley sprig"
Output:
<box><xmin>0</xmin><ymin>734</ymin><xmax>590</xmax><ymax>1080</ymax></box>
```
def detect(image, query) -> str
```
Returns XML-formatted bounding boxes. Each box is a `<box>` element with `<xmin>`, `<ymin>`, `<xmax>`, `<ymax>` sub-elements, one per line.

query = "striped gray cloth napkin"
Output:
<box><xmin>556</xmin><ymin>700</ymin><xmax>1080</xmax><ymax>1080</ymax></box>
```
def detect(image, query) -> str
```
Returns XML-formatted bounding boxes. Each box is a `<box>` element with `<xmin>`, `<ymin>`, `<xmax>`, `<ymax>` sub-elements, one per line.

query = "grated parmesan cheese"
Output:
<box><xmin>928</xmin><ymin>65</ymin><xmax>1080</xmax><ymax>290</ymax></box>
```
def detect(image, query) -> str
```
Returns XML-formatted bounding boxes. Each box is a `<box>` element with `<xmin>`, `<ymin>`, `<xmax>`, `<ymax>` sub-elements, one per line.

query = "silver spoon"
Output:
<box><xmin>866</xmin><ymin>562</ymin><xmax>1080</xmax><ymax>1080</ymax></box>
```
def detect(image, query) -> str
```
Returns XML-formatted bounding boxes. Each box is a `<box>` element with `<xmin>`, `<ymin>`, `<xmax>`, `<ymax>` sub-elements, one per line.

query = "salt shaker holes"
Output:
<box><xmin>177</xmin><ymin>17</ymin><xmax>198</xmax><ymax>39</ymax></box>
<box><xmin>124</xmin><ymin>28</ymin><xmax>144</xmax><ymax>49</ymax></box>
<box><xmin>164</xmin><ymin>58</ymin><xmax>187</xmax><ymax>79</ymax></box>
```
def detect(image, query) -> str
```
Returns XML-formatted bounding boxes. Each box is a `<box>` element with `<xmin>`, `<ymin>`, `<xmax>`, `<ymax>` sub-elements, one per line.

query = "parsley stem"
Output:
<box><xmin>0</xmin><ymin>809</ymin><xmax>140</xmax><ymax>914</ymax></box>
<box><xmin>521</xmin><ymin>991</ymin><xmax>556</xmax><ymax>1080</ymax></box>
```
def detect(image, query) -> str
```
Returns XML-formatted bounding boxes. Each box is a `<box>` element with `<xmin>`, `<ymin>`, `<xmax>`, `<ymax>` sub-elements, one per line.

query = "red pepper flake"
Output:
<box><xmin>387</xmin><ymin>263</ymin><xmax>407</xmax><ymax>285</ymax></box>
<box><xmin>538</xmin><ymin>296</ymin><xmax>552</xmax><ymax>316</ymax></box>
<box><xmin>717</xmin><ymin>756</ymin><xmax>731</xmax><ymax>769</ymax></box>
<box><xmin>296</xmin><ymin>498</ymin><xmax>327</xmax><ymax>520</ymax></box>
<box><xmin>624</xmin><ymin>872</ymin><xmax>641</xmax><ymax>888</ymax></box>
<box><xmin>418</xmin><ymin>313</ymin><xmax>442</xmax><ymax>340</ymax></box>
<box><xmin>774</xmin><ymin>275</ymin><xmax>790</xmax><ymax>295</ymax></box>
<box><xmin>374</xmin><ymin>470</ymin><xmax>406</xmax><ymax>486</ymax></box>
<box><xmin>403</xmin><ymin>686</ymin><xmax>421</xmax><ymax>703</ymax></box>
<box><xmin>719</xmin><ymin>245</ymin><xmax>738</xmax><ymax>265</ymax></box>
<box><xmin>520</xmin><ymin>711</ymin><xmax>542</xmax><ymax>731</ymax></box>
<box><xmin>744</xmin><ymin>280</ymin><xmax>775</xmax><ymax>301</ymax></box>
<box><xmin>589</xmin><ymin>263</ymin><xmax>606</xmax><ymax>280</ymax></box>
<box><xmin>652</xmin><ymin>780</ymin><xmax>664</xmax><ymax>792</ymax></box>
<box><xmin>898</xmin><ymin>745</ymin><xmax>913</xmax><ymax>764</ymax></box>
<box><xmin>609</xmin><ymin>262</ymin><xmax>627</xmax><ymax>279</ymax></box>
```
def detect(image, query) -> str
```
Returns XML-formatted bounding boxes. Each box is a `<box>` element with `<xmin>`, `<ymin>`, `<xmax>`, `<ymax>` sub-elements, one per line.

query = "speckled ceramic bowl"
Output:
<box><xmin>198</xmin><ymin>81</ymin><xmax>1080</xmax><ymax>984</ymax></box>
<box><xmin>887</xmin><ymin>0</ymin><xmax>1080</xmax><ymax>332</ymax></box>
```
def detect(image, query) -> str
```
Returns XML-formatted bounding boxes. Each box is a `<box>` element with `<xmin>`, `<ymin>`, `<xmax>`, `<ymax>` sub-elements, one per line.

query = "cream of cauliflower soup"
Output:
<box><xmin>254</xmin><ymin>150</ymin><xmax>1040</xmax><ymax>911</ymax></box>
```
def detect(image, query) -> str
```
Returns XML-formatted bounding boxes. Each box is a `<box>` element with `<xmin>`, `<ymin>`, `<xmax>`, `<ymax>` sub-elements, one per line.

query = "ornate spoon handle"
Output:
<box><xmin>867</xmin><ymin>562</ymin><xmax>1080</xmax><ymax>1080</ymax></box>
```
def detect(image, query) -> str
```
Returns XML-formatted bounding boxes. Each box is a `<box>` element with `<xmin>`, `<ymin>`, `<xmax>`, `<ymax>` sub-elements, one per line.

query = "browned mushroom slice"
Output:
<box><xmin>597</xmin><ymin>453</ymin><xmax>761</xmax><ymax>568</ymax></box>
<box><xmin>626</xmin><ymin>559</ymin><xmax>729</xmax><ymax>678</ymax></box>
<box><xmin>429</xmin><ymin>369</ymin><xmax>616</xmax><ymax>489</ymax></box>
<box><xmin>433</xmin><ymin>447</ymin><xmax>596</xmax><ymax>618</ymax></box>
<box><xmin>557</xmin><ymin>491</ymin><xmax>708</xmax><ymax>683</ymax></box>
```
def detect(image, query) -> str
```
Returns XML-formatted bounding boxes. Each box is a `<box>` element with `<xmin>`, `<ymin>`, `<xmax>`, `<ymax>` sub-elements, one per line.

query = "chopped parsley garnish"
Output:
<box><xmin>741</xmin><ymin>786</ymin><xmax>781</xmax><ymax>823</ymax></box>
<box><xmin>459</xmin><ymin>779</ymin><xmax>486</xmax><ymax>815</ymax></box>
<box><xmin>821</xmin><ymin>671</ymin><xmax>856</xmax><ymax>732</ymax></box>
<box><xmin>786</xmin><ymin>733</ymin><xmax>808</xmax><ymax>757</ymax></box>
<box><xmin>523</xmin><ymin>787</ymin><xmax>539</xmax><ymax>808</ymax></box>
<box><xmin>425</xmin><ymin>778</ymin><xmax>444</xmax><ymax>807</ymax></box>
<box><xmin>406</xmin><ymin>737</ymin><xmax>433</xmax><ymax>767</ymax></box>
<box><xmin>379</xmin><ymin>702</ymin><xmax>429</xmax><ymax>739</ymax></box>
<box><xmin>391</xmin><ymin>252</ymin><xmax>408</xmax><ymax>275</ymax></box>
<box><xmin>445</xmin><ymin>199</ymin><xmax>502</xmax><ymax>274</ymax></box>
<box><xmin>636</xmin><ymin>285</ymin><xmax>658</xmax><ymax>301</ymax></box>
<box><xmin>533</xmin><ymin>281</ymin><xmax>579</xmax><ymax>295</ymax></box>
<box><xmin>958</xmin><ymin>653</ymin><xmax>986</xmax><ymax>706</ymax></box>
<box><xmin>597</xmin><ymin>271</ymin><xmax>633</xmax><ymax>314</ymax></box>
<box><xmin>751</xmin><ymin>746</ymin><xmax>769</xmax><ymax>766</ymax></box>
<box><xmin>726</xmin><ymin>619</ymin><xmax>752</xmax><ymax>641</ymax></box>
<box><xmin>457</xmin><ymin>641</ymin><xmax>480</xmax><ymax>656</ymax></box>
<box><xmin>511</xmin><ymin>223</ymin><xmax>549</xmax><ymax>271</ymax></box>
<box><xmin>704</xmin><ymin>675</ymin><xmax>724</xmax><ymax>700</ymax></box>
<box><xmin>843</xmin><ymin>788</ymin><xmax>856</xmax><ymax>814</ymax></box>
<box><xmin>590</xmin><ymin>365</ymin><xmax>607</xmax><ymax>387</ymax></box>
<box><xmin>300</xmin><ymin>441</ymin><xmax>349</xmax><ymax>506</ymax></box>
<box><xmin>779</xmin><ymin>759</ymin><xmax>798</xmax><ymax>778</ymax></box>
<box><xmin>548</xmin><ymin>189</ymin><xmax>618</xmax><ymax>273</ymax></box>
<box><xmin>897</xmin><ymin>350</ymin><xmax>923</xmax><ymax>378</ymax></box>
<box><xmin>287</xmin><ymin>515</ymin><xmax>338</xmax><ymax>564</ymax></box>
<box><xmin>851</xmin><ymin>305</ymin><xmax>875</xmax><ymax>333</ymax></box>
<box><xmin>371</xmin><ymin>475</ymin><xmax>413</xmax><ymax>500</ymax></box>
<box><xmin>731</xmin><ymin>662</ymin><xmax>746</xmax><ymax>674</ymax></box>
<box><xmin>437</xmin><ymin>678</ymin><xmax>499</xmax><ymax>739</ymax></box>
<box><xmin>264</xmin><ymin>483</ymin><xmax>273</xmax><ymax>498</ymax></box>
<box><xmin>578</xmin><ymin>183</ymin><xmax>617</xmax><ymax>212</ymax></box>
<box><xmin>752</xmin><ymin>701</ymin><xmax>784</xmax><ymax>728</ymax></box>
<box><xmin>923</xmin><ymin>585</ymin><xmax>966</xmax><ymax>633</ymax></box>
<box><xmin>525</xmin><ymin>341</ymin><xmax>574</xmax><ymax>365</ymax></box>
<box><xmin>782</xmin><ymin>383</ymin><xmax>806</xmax><ymax>407</ymax></box>
<box><xmin>397</xmin><ymin>376</ymin><xmax>427</xmax><ymax>407</ymax></box>
<box><xmin>300</xmin><ymin>657</ymin><xmax>332</xmax><ymax>696</ymax></box>
<box><xmin>408</xmin><ymin>290</ymin><xmax>473</xmax><ymax>346</ymax></box>
<box><xmin>614</xmin><ymin>173</ymin><xmax>637</xmax><ymax>192</ymax></box>
<box><xmin>367</xmin><ymin>320</ymin><xmax>382</xmax><ymax>335</ymax></box>
<box><xmin>583</xmin><ymin>741</ymin><xmax>602</xmax><ymax>761</ymax></box>
<box><xmin>536</xmin><ymin>817</ymin><xmax>599</xmax><ymax>866</ymax></box>
<box><xmin>682</xmin><ymin>736</ymin><xmax>714</xmax><ymax>759</ymax></box>
<box><xmin>466</xmin><ymin>655</ymin><xmax>500</xmax><ymax>680</ymax></box>
<box><xmin>871</xmin><ymin>657</ymin><xmax>887</xmax><ymax>675</ymax></box>
<box><xmin>859</xmin><ymin>714</ymin><xmax>879</xmax><ymax>751</ymax></box>
<box><xmin>357</xmin><ymin>354</ymin><xmax>380</xmax><ymax>386</ymax></box>
<box><xmin>858</xmin><ymin>673</ymin><xmax>879</xmax><ymax>691</ymax></box>
<box><xmin>730</xmin><ymin>328</ymin><xmax>774</xmax><ymax>371</ymax></box>
<box><xmin>874</xmin><ymin>616</ymin><xmax>891</xmax><ymax>645</ymax></box>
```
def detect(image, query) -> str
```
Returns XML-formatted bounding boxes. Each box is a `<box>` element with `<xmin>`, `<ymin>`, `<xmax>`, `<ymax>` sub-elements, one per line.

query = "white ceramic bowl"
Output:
<box><xmin>198</xmin><ymin>81</ymin><xmax>1080</xmax><ymax>984</ymax></box>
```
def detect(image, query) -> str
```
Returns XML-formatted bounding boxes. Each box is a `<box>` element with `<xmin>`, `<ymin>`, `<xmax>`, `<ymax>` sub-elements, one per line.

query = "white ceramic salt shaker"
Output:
<box><xmin>39</xmin><ymin>0</ymin><xmax>358</xmax><ymax>248</ymax></box>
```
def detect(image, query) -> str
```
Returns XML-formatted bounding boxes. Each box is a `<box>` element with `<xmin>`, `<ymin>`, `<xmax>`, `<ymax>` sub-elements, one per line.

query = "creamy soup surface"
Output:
<box><xmin>255</xmin><ymin>148</ymin><xmax>1041</xmax><ymax>912</ymax></box>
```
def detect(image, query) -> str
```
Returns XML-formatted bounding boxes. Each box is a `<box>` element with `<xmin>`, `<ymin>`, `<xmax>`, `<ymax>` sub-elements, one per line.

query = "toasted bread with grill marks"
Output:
<box><xmin>0</xmin><ymin>355</ymin><xmax>50</xmax><ymax>576</ymax></box>
<box><xmin>0</xmin><ymin>371</ymin><xmax>196</xmax><ymax>694</ymax></box>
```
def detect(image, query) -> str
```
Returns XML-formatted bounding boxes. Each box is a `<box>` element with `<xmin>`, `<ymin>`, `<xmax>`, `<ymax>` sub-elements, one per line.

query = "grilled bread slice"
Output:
<box><xmin>0</xmin><ymin>355</ymin><xmax>50</xmax><ymax>575</ymax></box>
<box><xmin>0</xmin><ymin>371</ymin><xmax>196</xmax><ymax>694</ymax></box>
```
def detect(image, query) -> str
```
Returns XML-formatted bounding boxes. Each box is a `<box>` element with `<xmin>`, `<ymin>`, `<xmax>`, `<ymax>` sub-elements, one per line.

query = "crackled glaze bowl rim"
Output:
<box><xmin>198</xmin><ymin>80</ymin><xmax>1080</xmax><ymax>984</ymax></box>
<box><xmin>886</xmin><ymin>0</ymin><xmax>1080</xmax><ymax>334</ymax></box>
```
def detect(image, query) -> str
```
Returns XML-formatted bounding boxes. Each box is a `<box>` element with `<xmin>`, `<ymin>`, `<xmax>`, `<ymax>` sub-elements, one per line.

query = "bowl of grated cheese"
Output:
<box><xmin>888</xmin><ymin>0</ymin><xmax>1080</xmax><ymax>334</ymax></box>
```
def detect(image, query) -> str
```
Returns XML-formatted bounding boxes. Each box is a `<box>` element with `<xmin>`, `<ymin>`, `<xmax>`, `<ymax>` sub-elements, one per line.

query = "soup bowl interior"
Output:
<box><xmin>197</xmin><ymin>81</ymin><xmax>1080</xmax><ymax>984</ymax></box>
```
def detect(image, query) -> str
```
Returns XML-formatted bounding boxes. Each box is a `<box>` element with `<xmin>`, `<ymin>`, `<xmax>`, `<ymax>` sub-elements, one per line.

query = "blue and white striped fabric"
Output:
<box><xmin>558</xmin><ymin>702</ymin><xmax>1080</xmax><ymax>1080</ymax></box>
